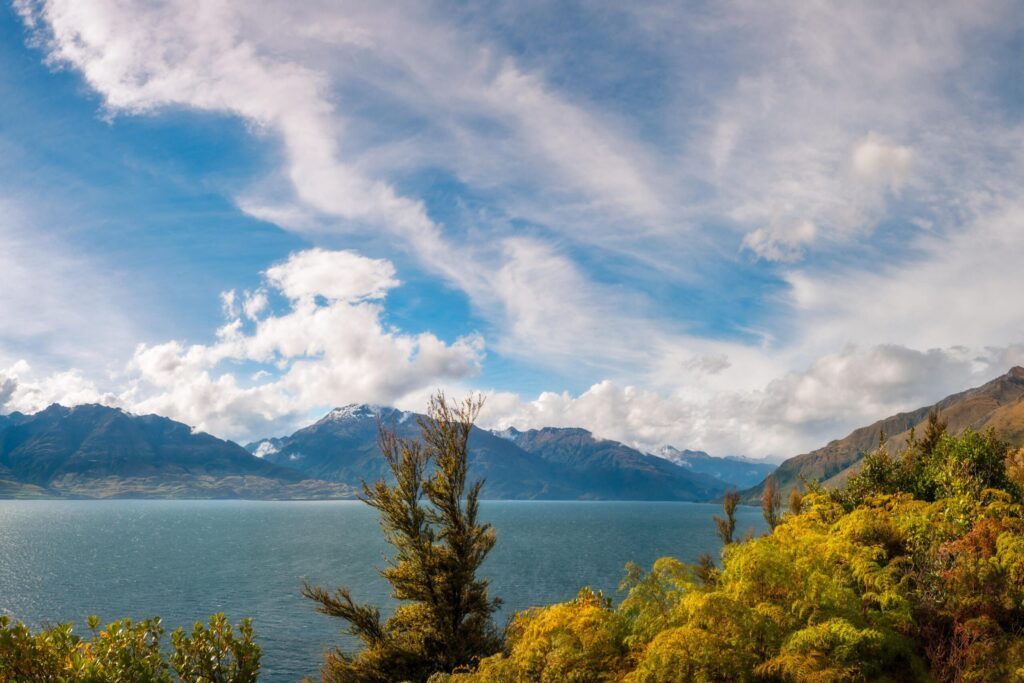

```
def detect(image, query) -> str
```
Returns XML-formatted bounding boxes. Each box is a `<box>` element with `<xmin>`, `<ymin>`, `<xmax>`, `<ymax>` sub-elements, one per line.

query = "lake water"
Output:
<box><xmin>0</xmin><ymin>500</ymin><xmax>766</xmax><ymax>681</ymax></box>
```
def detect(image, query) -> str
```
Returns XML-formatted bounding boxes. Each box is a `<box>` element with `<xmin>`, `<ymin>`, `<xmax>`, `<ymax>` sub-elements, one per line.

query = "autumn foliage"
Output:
<box><xmin>436</xmin><ymin>425</ymin><xmax>1024</xmax><ymax>682</ymax></box>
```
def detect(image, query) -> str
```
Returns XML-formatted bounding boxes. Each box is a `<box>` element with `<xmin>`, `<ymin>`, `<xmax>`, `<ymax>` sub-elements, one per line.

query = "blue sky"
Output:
<box><xmin>1</xmin><ymin>0</ymin><xmax>1023</xmax><ymax>458</ymax></box>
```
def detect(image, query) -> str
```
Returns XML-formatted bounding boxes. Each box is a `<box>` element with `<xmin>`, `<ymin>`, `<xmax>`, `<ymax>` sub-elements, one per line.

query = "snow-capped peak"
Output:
<box><xmin>325</xmin><ymin>404</ymin><xmax>385</xmax><ymax>421</ymax></box>
<box><xmin>322</xmin><ymin>404</ymin><xmax>415</xmax><ymax>423</ymax></box>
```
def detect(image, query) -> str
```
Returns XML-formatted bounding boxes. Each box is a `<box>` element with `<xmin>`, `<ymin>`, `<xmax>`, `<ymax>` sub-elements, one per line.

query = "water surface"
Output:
<box><xmin>0</xmin><ymin>500</ymin><xmax>765</xmax><ymax>681</ymax></box>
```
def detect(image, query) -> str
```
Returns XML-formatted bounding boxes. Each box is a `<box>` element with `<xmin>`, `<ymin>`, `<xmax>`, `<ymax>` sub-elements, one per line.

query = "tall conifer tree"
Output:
<box><xmin>303</xmin><ymin>393</ymin><xmax>501</xmax><ymax>682</ymax></box>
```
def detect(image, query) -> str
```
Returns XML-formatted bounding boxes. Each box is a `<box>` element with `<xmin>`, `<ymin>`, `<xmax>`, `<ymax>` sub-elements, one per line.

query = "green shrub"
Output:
<box><xmin>0</xmin><ymin>612</ymin><xmax>259</xmax><ymax>682</ymax></box>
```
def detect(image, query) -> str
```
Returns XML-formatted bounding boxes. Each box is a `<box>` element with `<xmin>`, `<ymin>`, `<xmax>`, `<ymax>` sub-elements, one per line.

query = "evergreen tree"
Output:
<box><xmin>303</xmin><ymin>393</ymin><xmax>502</xmax><ymax>683</ymax></box>
<box><xmin>761</xmin><ymin>475</ymin><xmax>781</xmax><ymax>531</ymax></box>
<box><xmin>713</xmin><ymin>490</ymin><xmax>740</xmax><ymax>545</ymax></box>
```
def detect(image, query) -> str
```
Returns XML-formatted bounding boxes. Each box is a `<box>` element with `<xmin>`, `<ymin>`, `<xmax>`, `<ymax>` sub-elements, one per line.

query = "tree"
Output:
<box><xmin>761</xmin><ymin>476</ymin><xmax>781</xmax><ymax>531</ymax></box>
<box><xmin>787</xmin><ymin>488</ymin><xmax>802</xmax><ymax>516</ymax></box>
<box><xmin>303</xmin><ymin>393</ymin><xmax>502</xmax><ymax>682</ymax></box>
<box><xmin>919</xmin><ymin>408</ymin><xmax>948</xmax><ymax>456</ymax></box>
<box><xmin>713</xmin><ymin>490</ymin><xmax>740</xmax><ymax>545</ymax></box>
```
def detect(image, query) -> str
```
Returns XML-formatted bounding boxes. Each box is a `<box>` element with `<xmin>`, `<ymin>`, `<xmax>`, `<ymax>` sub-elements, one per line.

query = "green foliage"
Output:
<box><xmin>303</xmin><ymin>393</ymin><xmax>502</xmax><ymax>682</ymax></box>
<box><xmin>446</xmin><ymin>430</ymin><xmax>1024</xmax><ymax>682</ymax></box>
<box><xmin>169</xmin><ymin>614</ymin><xmax>261</xmax><ymax>683</ymax></box>
<box><xmin>0</xmin><ymin>613</ymin><xmax>259</xmax><ymax>682</ymax></box>
<box><xmin>713</xmin><ymin>490</ymin><xmax>740</xmax><ymax>545</ymax></box>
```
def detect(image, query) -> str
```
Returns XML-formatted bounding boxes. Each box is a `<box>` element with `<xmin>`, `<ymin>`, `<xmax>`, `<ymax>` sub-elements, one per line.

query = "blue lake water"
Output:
<box><xmin>0</xmin><ymin>500</ymin><xmax>766</xmax><ymax>681</ymax></box>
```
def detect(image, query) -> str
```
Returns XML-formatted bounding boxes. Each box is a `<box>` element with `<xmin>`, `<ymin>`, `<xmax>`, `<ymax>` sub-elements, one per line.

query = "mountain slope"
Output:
<box><xmin>251</xmin><ymin>406</ymin><xmax>727</xmax><ymax>500</ymax></box>
<box><xmin>495</xmin><ymin>427</ymin><xmax>729</xmax><ymax>501</ymax></box>
<box><xmin>0</xmin><ymin>404</ymin><xmax>353</xmax><ymax>499</ymax></box>
<box><xmin>743</xmin><ymin>367</ymin><xmax>1024</xmax><ymax>501</ymax></box>
<box><xmin>656</xmin><ymin>446</ymin><xmax>777</xmax><ymax>489</ymax></box>
<box><xmin>250</xmin><ymin>405</ymin><xmax>581</xmax><ymax>499</ymax></box>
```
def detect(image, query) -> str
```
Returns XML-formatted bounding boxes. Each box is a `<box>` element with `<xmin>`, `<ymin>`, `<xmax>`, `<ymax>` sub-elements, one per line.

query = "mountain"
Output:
<box><xmin>0</xmin><ymin>404</ymin><xmax>353</xmax><ymax>499</ymax></box>
<box><xmin>743</xmin><ymin>367</ymin><xmax>1024</xmax><ymax>501</ymax></box>
<box><xmin>494</xmin><ymin>426</ymin><xmax>728</xmax><ymax>500</ymax></box>
<box><xmin>656</xmin><ymin>446</ymin><xmax>777</xmax><ymax>489</ymax></box>
<box><xmin>250</xmin><ymin>406</ymin><xmax>727</xmax><ymax>500</ymax></box>
<box><xmin>249</xmin><ymin>405</ymin><xmax>581</xmax><ymax>499</ymax></box>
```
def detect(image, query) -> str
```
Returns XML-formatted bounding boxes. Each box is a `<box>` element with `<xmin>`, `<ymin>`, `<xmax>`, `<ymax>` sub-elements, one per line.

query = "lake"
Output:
<box><xmin>0</xmin><ymin>500</ymin><xmax>766</xmax><ymax>681</ymax></box>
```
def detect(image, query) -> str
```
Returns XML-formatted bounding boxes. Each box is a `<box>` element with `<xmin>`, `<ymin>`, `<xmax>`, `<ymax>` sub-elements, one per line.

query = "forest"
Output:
<box><xmin>3</xmin><ymin>402</ymin><xmax>1024</xmax><ymax>682</ymax></box>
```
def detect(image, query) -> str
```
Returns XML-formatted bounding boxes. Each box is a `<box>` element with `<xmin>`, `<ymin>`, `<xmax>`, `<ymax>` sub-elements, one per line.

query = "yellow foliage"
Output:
<box><xmin>448</xmin><ymin>588</ymin><xmax>629</xmax><ymax>683</ymax></box>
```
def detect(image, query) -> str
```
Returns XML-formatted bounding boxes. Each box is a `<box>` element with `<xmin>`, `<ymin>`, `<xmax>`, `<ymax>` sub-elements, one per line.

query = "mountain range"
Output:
<box><xmin>743</xmin><ymin>366</ymin><xmax>1024</xmax><ymax>502</ymax></box>
<box><xmin>22</xmin><ymin>366</ymin><xmax>1024</xmax><ymax>503</ymax></box>
<box><xmin>246</xmin><ymin>407</ymin><xmax>732</xmax><ymax>500</ymax></box>
<box><xmin>655</xmin><ymin>446</ymin><xmax>777</xmax><ymax>489</ymax></box>
<box><xmin>0</xmin><ymin>402</ymin><xmax>758</xmax><ymax>500</ymax></box>
<box><xmin>0</xmin><ymin>404</ymin><xmax>354</xmax><ymax>499</ymax></box>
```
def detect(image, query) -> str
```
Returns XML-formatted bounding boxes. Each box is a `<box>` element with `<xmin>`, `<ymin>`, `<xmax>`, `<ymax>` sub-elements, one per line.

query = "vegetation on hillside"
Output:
<box><xmin>0</xmin><ymin>613</ymin><xmax>259</xmax><ymax>682</ymax></box>
<box><xmin>432</xmin><ymin>414</ymin><xmax>1024</xmax><ymax>682</ymax></box>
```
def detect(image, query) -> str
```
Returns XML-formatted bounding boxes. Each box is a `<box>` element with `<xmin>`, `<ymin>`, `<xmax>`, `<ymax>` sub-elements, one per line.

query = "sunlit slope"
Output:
<box><xmin>743</xmin><ymin>366</ymin><xmax>1024</xmax><ymax>501</ymax></box>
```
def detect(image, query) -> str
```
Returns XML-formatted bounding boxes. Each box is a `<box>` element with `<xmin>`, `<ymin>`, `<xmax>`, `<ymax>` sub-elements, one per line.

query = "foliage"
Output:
<box><xmin>444</xmin><ymin>429</ymin><xmax>1024</xmax><ymax>682</ymax></box>
<box><xmin>303</xmin><ymin>393</ymin><xmax>502</xmax><ymax>682</ymax></box>
<box><xmin>169</xmin><ymin>614</ymin><xmax>261</xmax><ymax>683</ymax></box>
<box><xmin>0</xmin><ymin>613</ymin><xmax>259</xmax><ymax>682</ymax></box>
<box><xmin>713</xmin><ymin>490</ymin><xmax>740</xmax><ymax>545</ymax></box>
<box><xmin>761</xmin><ymin>476</ymin><xmax>782</xmax><ymax>530</ymax></box>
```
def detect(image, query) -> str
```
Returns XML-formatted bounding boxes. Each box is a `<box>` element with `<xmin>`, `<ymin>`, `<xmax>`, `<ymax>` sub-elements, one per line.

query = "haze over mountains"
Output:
<box><xmin>655</xmin><ymin>447</ymin><xmax>778</xmax><ymax>490</ymax></box>
<box><xmin>744</xmin><ymin>366</ymin><xmax>1024</xmax><ymax>502</ymax></box>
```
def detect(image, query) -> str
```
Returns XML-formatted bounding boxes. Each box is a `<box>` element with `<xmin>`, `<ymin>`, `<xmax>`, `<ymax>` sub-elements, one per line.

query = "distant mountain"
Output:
<box><xmin>655</xmin><ymin>446</ymin><xmax>776</xmax><ymax>489</ymax></box>
<box><xmin>250</xmin><ymin>406</ymin><xmax>727</xmax><ymax>500</ymax></box>
<box><xmin>0</xmin><ymin>411</ymin><xmax>28</xmax><ymax>432</ymax></box>
<box><xmin>0</xmin><ymin>404</ymin><xmax>353</xmax><ymax>499</ymax></box>
<box><xmin>248</xmin><ymin>405</ymin><xmax>581</xmax><ymax>499</ymax></box>
<box><xmin>743</xmin><ymin>367</ymin><xmax>1024</xmax><ymax>502</ymax></box>
<box><xmin>494</xmin><ymin>426</ymin><xmax>728</xmax><ymax>501</ymax></box>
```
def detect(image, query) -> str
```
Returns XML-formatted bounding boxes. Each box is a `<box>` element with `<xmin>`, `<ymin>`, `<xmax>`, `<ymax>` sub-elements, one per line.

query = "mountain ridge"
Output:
<box><xmin>656</xmin><ymin>446</ymin><xmax>777</xmax><ymax>489</ymax></box>
<box><xmin>742</xmin><ymin>366</ymin><xmax>1024</xmax><ymax>501</ymax></box>
<box><xmin>0</xmin><ymin>404</ymin><xmax>354</xmax><ymax>499</ymax></box>
<box><xmin>250</xmin><ymin>408</ymin><xmax>731</xmax><ymax>500</ymax></box>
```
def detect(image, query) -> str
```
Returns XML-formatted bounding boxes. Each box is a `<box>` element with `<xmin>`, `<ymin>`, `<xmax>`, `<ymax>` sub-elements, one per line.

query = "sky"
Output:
<box><xmin>1</xmin><ymin>0</ymin><xmax>1023</xmax><ymax>459</ymax></box>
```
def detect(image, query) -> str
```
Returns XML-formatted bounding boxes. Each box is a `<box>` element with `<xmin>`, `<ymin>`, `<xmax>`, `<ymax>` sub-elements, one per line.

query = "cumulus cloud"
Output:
<box><xmin>0</xmin><ymin>361</ymin><xmax>115</xmax><ymax>414</ymax></box>
<box><xmin>264</xmin><ymin>248</ymin><xmax>398</xmax><ymax>303</ymax></box>
<box><xmin>120</xmin><ymin>248</ymin><xmax>483</xmax><ymax>439</ymax></box>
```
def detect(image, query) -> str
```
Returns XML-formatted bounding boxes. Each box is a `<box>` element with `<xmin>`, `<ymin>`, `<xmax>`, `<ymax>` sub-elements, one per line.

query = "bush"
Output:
<box><xmin>446</xmin><ymin>430</ymin><xmax>1024</xmax><ymax>682</ymax></box>
<box><xmin>0</xmin><ymin>613</ymin><xmax>259</xmax><ymax>682</ymax></box>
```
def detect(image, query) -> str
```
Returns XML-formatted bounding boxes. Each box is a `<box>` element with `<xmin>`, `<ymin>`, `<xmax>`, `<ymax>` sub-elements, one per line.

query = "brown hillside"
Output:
<box><xmin>742</xmin><ymin>367</ymin><xmax>1024</xmax><ymax>501</ymax></box>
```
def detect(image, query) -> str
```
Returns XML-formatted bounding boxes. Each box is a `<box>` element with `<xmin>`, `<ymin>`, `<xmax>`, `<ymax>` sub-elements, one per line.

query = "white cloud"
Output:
<box><xmin>264</xmin><ymin>248</ymin><xmax>398</xmax><ymax>303</ymax></box>
<box><xmin>241</xmin><ymin>290</ymin><xmax>268</xmax><ymax>321</ymax></box>
<box><xmin>0</xmin><ymin>361</ymin><xmax>115</xmax><ymax>414</ymax></box>
<box><xmin>478</xmin><ymin>343</ymin><xmax>1024</xmax><ymax>458</ymax></box>
<box><xmin>121</xmin><ymin>248</ymin><xmax>483</xmax><ymax>440</ymax></box>
<box><xmin>850</xmin><ymin>133</ymin><xmax>913</xmax><ymax>192</ymax></box>
<box><xmin>742</xmin><ymin>219</ymin><xmax>818</xmax><ymax>263</ymax></box>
